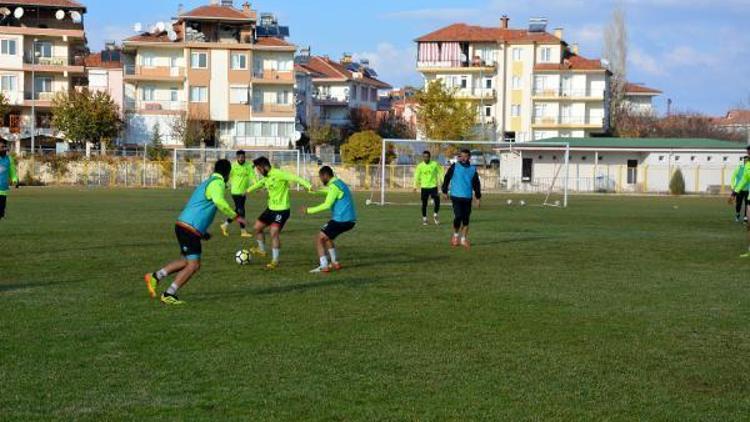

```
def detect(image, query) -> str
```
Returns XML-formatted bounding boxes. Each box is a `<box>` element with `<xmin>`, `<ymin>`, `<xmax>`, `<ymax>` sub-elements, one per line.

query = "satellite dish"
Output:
<box><xmin>13</xmin><ymin>7</ymin><xmax>24</xmax><ymax>19</ymax></box>
<box><xmin>0</xmin><ymin>7</ymin><xmax>11</xmax><ymax>16</ymax></box>
<box><xmin>156</xmin><ymin>21</ymin><xmax>166</xmax><ymax>33</ymax></box>
<box><xmin>167</xmin><ymin>30</ymin><xmax>178</xmax><ymax>42</ymax></box>
<box><xmin>55</xmin><ymin>10</ymin><xmax>65</xmax><ymax>20</ymax></box>
<box><xmin>70</xmin><ymin>11</ymin><xmax>82</xmax><ymax>23</ymax></box>
<box><xmin>133</xmin><ymin>22</ymin><xmax>142</xmax><ymax>32</ymax></box>
<box><xmin>149</xmin><ymin>25</ymin><xmax>158</xmax><ymax>34</ymax></box>
<box><xmin>291</xmin><ymin>131</ymin><xmax>302</xmax><ymax>142</ymax></box>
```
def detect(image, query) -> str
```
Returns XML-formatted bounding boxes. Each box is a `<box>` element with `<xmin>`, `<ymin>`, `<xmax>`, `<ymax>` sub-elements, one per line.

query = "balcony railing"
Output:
<box><xmin>24</xmin><ymin>55</ymin><xmax>84</xmax><ymax>66</ymax></box>
<box><xmin>252</xmin><ymin>69</ymin><xmax>294</xmax><ymax>82</ymax></box>
<box><xmin>252</xmin><ymin>103</ymin><xmax>294</xmax><ymax>114</ymax></box>
<box><xmin>417</xmin><ymin>60</ymin><xmax>496</xmax><ymax>69</ymax></box>
<box><xmin>312</xmin><ymin>93</ymin><xmax>349</xmax><ymax>105</ymax></box>
<box><xmin>533</xmin><ymin>115</ymin><xmax>605</xmax><ymax>126</ymax></box>
<box><xmin>24</xmin><ymin>91</ymin><xmax>58</xmax><ymax>101</ymax></box>
<box><xmin>533</xmin><ymin>88</ymin><xmax>605</xmax><ymax>98</ymax></box>
<box><xmin>125</xmin><ymin>99</ymin><xmax>186</xmax><ymax>112</ymax></box>
<box><xmin>124</xmin><ymin>65</ymin><xmax>185</xmax><ymax>78</ymax></box>
<box><xmin>455</xmin><ymin>88</ymin><xmax>496</xmax><ymax>98</ymax></box>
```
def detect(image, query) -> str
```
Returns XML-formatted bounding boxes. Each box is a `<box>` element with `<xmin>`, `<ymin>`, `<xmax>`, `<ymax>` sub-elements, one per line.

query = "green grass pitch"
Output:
<box><xmin>1</xmin><ymin>188</ymin><xmax>749</xmax><ymax>420</ymax></box>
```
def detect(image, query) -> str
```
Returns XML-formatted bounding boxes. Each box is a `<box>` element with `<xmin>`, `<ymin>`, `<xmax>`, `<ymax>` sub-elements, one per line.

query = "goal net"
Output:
<box><xmin>375</xmin><ymin>139</ymin><xmax>571</xmax><ymax>208</ymax></box>
<box><xmin>171</xmin><ymin>148</ymin><xmax>301</xmax><ymax>188</ymax></box>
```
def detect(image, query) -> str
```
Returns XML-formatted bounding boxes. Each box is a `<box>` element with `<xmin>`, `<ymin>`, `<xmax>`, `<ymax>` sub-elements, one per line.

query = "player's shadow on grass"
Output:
<box><xmin>476</xmin><ymin>236</ymin><xmax>554</xmax><ymax>247</ymax></box>
<box><xmin>251</xmin><ymin>276</ymin><xmax>385</xmax><ymax>295</ymax></box>
<box><xmin>0</xmin><ymin>279</ymin><xmax>81</xmax><ymax>293</ymax></box>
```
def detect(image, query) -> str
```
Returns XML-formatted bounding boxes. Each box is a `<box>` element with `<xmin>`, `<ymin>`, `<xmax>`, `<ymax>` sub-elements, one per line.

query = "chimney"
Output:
<box><xmin>572</xmin><ymin>43</ymin><xmax>579</xmax><ymax>54</ymax></box>
<box><xmin>554</xmin><ymin>27</ymin><xmax>563</xmax><ymax>39</ymax></box>
<box><xmin>341</xmin><ymin>52</ymin><xmax>353</xmax><ymax>65</ymax></box>
<box><xmin>500</xmin><ymin>15</ymin><xmax>509</xmax><ymax>29</ymax></box>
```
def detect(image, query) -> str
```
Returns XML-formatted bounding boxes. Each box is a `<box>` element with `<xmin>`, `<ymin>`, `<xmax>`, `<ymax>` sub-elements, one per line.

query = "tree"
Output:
<box><xmin>603</xmin><ymin>4</ymin><xmax>629</xmax><ymax>132</ymax></box>
<box><xmin>615</xmin><ymin>108</ymin><xmax>744</xmax><ymax>142</ymax></box>
<box><xmin>147</xmin><ymin>122</ymin><xmax>168</xmax><ymax>160</ymax></box>
<box><xmin>52</xmin><ymin>89</ymin><xmax>123</xmax><ymax>147</ymax></box>
<box><xmin>377</xmin><ymin>113</ymin><xmax>416</xmax><ymax>140</ymax></box>
<box><xmin>307</xmin><ymin>113</ymin><xmax>339</xmax><ymax>147</ymax></box>
<box><xmin>349</xmin><ymin>107</ymin><xmax>378</xmax><ymax>132</ymax></box>
<box><xmin>341</xmin><ymin>130</ymin><xmax>393</xmax><ymax>165</ymax></box>
<box><xmin>670</xmin><ymin>168</ymin><xmax>686</xmax><ymax>195</ymax></box>
<box><xmin>170</xmin><ymin>113</ymin><xmax>210</xmax><ymax>148</ymax></box>
<box><xmin>414</xmin><ymin>80</ymin><xmax>475</xmax><ymax>141</ymax></box>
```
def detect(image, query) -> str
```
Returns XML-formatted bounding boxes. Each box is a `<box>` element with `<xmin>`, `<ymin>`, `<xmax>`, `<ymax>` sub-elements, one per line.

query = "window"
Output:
<box><xmin>540</xmin><ymin>47</ymin><xmax>552</xmax><ymax>63</ymax></box>
<box><xmin>34</xmin><ymin>77</ymin><xmax>52</xmax><ymax>93</ymax></box>
<box><xmin>276</xmin><ymin>90</ymin><xmax>290</xmax><ymax>104</ymax></box>
<box><xmin>370</xmin><ymin>87</ymin><xmax>377</xmax><ymax>102</ymax></box>
<box><xmin>460</xmin><ymin>76</ymin><xmax>468</xmax><ymax>89</ymax></box>
<box><xmin>484</xmin><ymin>106</ymin><xmax>492</xmax><ymax>117</ymax></box>
<box><xmin>511</xmin><ymin>104</ymin><xmax>521</xmax><ymax>117</ymax></box>
<box><xmin>189</xmin><ymin>86</ymin><xmax>208</xmax><ymax>102</ymax></box>
<box><xmin>278</xmin><ymin>59</ymin><xmax>293</xmax><ymax>71</ymax></box>
<box><xmin>230</xmin><ymin>86</ymin><xmax>249</xmax><ymax>104</ymax></box>
<box><xmin>141</xmin><ymin>87</ymin><xmax>155</xmax><ymax>101</ymax></box>
<box><xmin>35</xmin><ymin>42</ymin><xmax>52</xmax><ymax>58</ymax></box>
<box><xmin>142</xmin><ymin>54</ymin><xmax>155</xmax><ymax>67</ymax></box>
<box><xmin>170</xmin><ymin>88</ymin><xmax>179</xmax><ymax>102</ymax></box>
<box><xmin>512</xmin><ymin>76</ymin><xmax>522</xmax><ymax>90</ymax></box>
<box><xmin>1</xmin><ymin>75</ymin><xmax>16</xmax><ymax>91</ymax></box>
<box><xmin>512</xmin><ymin>48</ymin><xmax>522</xmax><ymax>61</ymax></box>
<box><xmin>522</xmin><ymin>158</ymin><xmax>533</xmax><ymax>182</ymax></box>
<box><xmin>627</xmin><ymin>160</ymin><xmax>638</xmax><ymax>185</ymax></box>
<box><xmin>351</xmin><ymin>85</ymin><xmax>357</xmax><ymax>101</ymax></box>
<box><xmin>231</xmin><ymin>53</ymin><xmax>247</xmax><ymax>70</ymax></box>
<box><xmin>1</xmin><ymin>39</ymin><xmax>16</xmax><ymax>56</ymax></box>
<box><xmin>191</xmin><ymin>52</ymin><xmax>208</xmax><ymax>69</ymax></box>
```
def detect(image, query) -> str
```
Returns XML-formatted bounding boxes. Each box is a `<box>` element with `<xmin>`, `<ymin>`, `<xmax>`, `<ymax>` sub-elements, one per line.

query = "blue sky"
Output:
<box><xmin>85</xmin><ymin>0</ymin><xmax>750</xmax><ymax>116</ymax></box>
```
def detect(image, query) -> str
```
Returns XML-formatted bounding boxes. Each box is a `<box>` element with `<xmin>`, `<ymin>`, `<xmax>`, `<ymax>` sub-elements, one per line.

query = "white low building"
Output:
<box><xmin>500</xmin><ymin>137</ymin><xmax>746</xmax><ymax>194</ymax></box>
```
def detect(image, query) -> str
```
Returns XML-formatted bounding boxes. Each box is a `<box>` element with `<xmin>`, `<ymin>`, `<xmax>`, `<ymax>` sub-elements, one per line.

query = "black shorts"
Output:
<box><xmin>421</xmin><ymin>187</ymin><xmax>440</xmax><ymax>201</ymax></box>
<box><xmin>452</xmin><ymin>197</ymin><xmax>473</xmax><ymax>226</ymax></box>
<box><xmin>175</xmin><ymin>224</ymin><xmax>202</xmax><ymax>260</ymax></box>
<box><xmin>0</xmin><ymin>195</ymin><xmax>6</xmax><ymax>219</ymax></box>
<box><xmin>258</xmin><ymin>208</ymin><xmax>291</xmax><ymax>229</ymax></box>
<box><xmin>231</xmin><ymin>194</ymin><xmax>247</xmax><ymax>217</ymax></box>
<box><xmin>321</xmin><ymin>220</ymin><xmax>356</xmax><ymax>240</ymax></box>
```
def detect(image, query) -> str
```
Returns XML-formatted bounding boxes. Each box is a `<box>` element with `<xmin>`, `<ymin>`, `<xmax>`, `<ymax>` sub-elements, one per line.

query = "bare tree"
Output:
<box><xmin>603</xmin><ymin>3</ymin><xmax>629</xmax><ymax>130</ymax></box>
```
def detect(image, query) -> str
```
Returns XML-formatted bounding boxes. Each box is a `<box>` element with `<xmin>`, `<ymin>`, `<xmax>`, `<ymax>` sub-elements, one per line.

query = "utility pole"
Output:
<box><xmin>31</xmin><ymin>38</ymin><xmax>38</xmax><ymax>155</ymax></box>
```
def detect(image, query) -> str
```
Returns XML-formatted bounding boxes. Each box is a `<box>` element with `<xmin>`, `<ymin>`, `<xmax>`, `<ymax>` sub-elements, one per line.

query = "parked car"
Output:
<box><xmin>447</xmin><ymin>150</ymin><xmax>500</xmax><ymax>169</ymax></box>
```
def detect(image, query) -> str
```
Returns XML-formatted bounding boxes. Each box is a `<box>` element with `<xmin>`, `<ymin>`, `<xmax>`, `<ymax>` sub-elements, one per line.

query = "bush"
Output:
<box><xmin>669</xmin><ymin>168</ymin><xmax>686</xmax><ymax>195</ymax></box>
<box><xmin>341</xmin><ymin>131</ymin><xmax>395</xmax><ymax>165</ymax></box>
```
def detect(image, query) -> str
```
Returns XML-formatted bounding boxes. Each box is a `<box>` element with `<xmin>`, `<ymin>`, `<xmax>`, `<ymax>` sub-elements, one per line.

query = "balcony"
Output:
<box><xmin>252</xmin><ymin>103</ymin><xmax>295</xmax><ymax>117</ymax></box>
<box><xmin>417</xmin><ymin>60</ymin><xmax>496</xmax><ymax>73</ymax></box>
<box><xmin>252</xmin><ymin>69</ymin><xmax>294</xmax><ymax>84</ymax></box>
<box><xmin>23</xmin><ymin>55</ymin><xmax>85</xmax><ymax>73</ymax></box>
<box><xmin>124</xmin><ymin>65</ymin><xmax>186</xmax><ymax>82</ymax></box>
<box><xmin>532</xmin><ymin>88</ymin><xmax>605</xmax><ymax>100</ymax></box>
<box><xmin>313</xmin><ymin>93</ymin><xmax>349</xmax><ymax>107</ymax></box>
<box><xmin>532</xmin><ymin>115</ymin><xmax>605</xmax><ymax>128</ymax></box>
<box><xmin>23</xmin><ymin>91</ymin><xmax>59</xmax><ymax>107</ymax></box>
<box><xmin>455</xmin><ymin>88</ymin><xmax>496</xmax><ymax>100</ymax></box>
<box><xmin>125</xmin><ymin>99</ymin><xmax>186</xmax><ymax>114</ymax></box>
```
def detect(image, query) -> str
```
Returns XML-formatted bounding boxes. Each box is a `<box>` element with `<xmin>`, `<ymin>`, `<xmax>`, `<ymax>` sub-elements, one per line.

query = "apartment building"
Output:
<box><xmin>623</xmin><ymin>82</ymin><xmax>661</xmax><ymax>115</ymax></box>
<box><xmin>295</xmin><ymin>52</ymin><xmax>391</xmax><ymax>127</ymax></box>
<box><xmin>0</xmin><ymin>0</ymin><xmax>87</xmax><ymax>150</ymax></box>
<box><xmin>415</xmin><ymin>16</ymin><xmax>611</xmax><ymax>142</ymax></box>
<box><xmin>121</xmin><ymin>1</ymin><xmax>296</xmax><ymax>148</ymax></box>
<box><xmin>85</xmin><ymin>45</ymin><xmax>124</xmax><ymax>116</ymax></box>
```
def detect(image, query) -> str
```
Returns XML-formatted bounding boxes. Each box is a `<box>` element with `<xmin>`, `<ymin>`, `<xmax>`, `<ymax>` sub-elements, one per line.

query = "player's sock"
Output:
<box><xmin>320</xmin><ymin>256</ymin><xmax>329</xmax><ymax>268</ymax></box>
<box><xmin>155</xmin><ymin>269</ymin><xmax>168</xmax><ymax>282</ymax></box>
<box><xmin>328</xmin><ymin>248</ymin><xmax>338</xmax><ymax>264</ymax></box>
<box><xmin>272</xmin><ymin>248</ymin><xmax>280</xmax><ymax>263</ymax></box>
<box><xmin>256</xmin><ymin>240</ymin><xmax>266</xmax><ymax>252</ymax></box>
<box><xmin>166</xmin><ymin>282</ymin><xmax>180</xmax><ymax>296</ymax></box>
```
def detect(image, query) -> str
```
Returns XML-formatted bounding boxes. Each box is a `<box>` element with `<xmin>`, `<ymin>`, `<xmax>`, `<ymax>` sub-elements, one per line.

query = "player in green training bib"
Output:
<box><xmin>0</xmin><ymin>140</ymin><xmax>19</xmax><ymax>221</ymax></box>
<box><xmin>413</xmin><ymin>150</ymin><xmax>444</xmax><ymax>226</ymax></box>
<box><xmin>246</xmin><ymin>156</ymin><xmax>312</xmax><ymax>269</ymax></box>
<box><xmin>304</xmin><ymin>166</ymin><xmax>357</xmax><ymax>273</ymax></box>
<box><xmin>731</xmin><ymin>156</ymin><xmax>750</xmax><ymax>223</ymax></box>
<box><xmin>143</xmin><ymin>160</ymin><xmax>246</xmax><ymax>305</ymax></box>
<box><xmin>221</xmin><ymin>150</ymin><xmax>256</xmax><ymax>237</ymax></box>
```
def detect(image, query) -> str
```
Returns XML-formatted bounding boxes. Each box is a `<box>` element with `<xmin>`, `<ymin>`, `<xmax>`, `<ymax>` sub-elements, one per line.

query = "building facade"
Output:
<box><xmin>295</xmin><ymin>53</ymin><xmax>391</xmax><ymax>128</ymax></box>
<box><xmin>623</xmin><ymin>82</ymin><xmax>661</xmax><ymax>115</ymax></box>
<box><xmin>121</xmin><ymin>1</ymin><xmax>296</xmax><ymax>149</ymax></box>
<box><xmin>415</xmin><ymin>16</ymin><xmax>610</xmax><ymax>142</ymax></box>
<box><xmin>0</xmin><ymin>0</ymin><xmax>87</xmax><ymax>151</ymax></box>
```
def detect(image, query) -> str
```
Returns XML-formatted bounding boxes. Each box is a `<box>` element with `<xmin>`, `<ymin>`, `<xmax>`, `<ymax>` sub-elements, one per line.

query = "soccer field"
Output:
<box><xmin>1</xmin><ymin>188</ymin><xmax>749</xmax><ymax>420</ymax></box>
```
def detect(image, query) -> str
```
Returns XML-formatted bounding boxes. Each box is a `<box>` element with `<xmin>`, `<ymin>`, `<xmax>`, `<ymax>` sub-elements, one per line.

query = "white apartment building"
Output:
<box><xmin>295</xmin><ymin>53</ymin><xmax>391</xmax><ymax>127</ymax></box>
<box><xmin>416</xmin><ymin>16</ymin><xmax>611</xmax><ymax>142</ymax></box>
<box><xmin>0</xmin><ymin>0</ymin><xmax>87</xmax><ymax>151</ymax></box>
<box><xmin>121</xmin><ymin>1</ymin><xmax>297</xmax><ymax>149</ymax></box>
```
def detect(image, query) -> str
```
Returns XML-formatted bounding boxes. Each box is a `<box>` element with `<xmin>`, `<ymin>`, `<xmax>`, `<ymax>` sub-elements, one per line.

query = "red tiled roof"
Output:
<box><xmin>716</xmin><ymin>110</ymin><xmax>750</xmax><ymax>126</ymax></box>
<box><xmin>534</xmin><ymin>54</ymin><xmax>605</xmax><ymax>71</ymax></box>
<box><xmin>124</xmin><ymin>23</ymin><xmax>183</xmax><ymax>43</ymax></box>
<box><xmin>416</xmin><ymin>23</ymin><xmax>560</xmax><ymax>44</ymax></box>
<box><xmin>84</xmin><ymin>52</ymin><xmax>121</xmax><ymax>68</ymax></box>
<box><xmin>255</xmin><ymin>37</ymin><xmax>294</xmax><ymax>47</ymax></box>
<box><xmin>624</xmin><ymin>82</ymin><xmax>662</xmax><ymax>94</ymax></box>
<box><xmin>299</xmin><ymin>56</ymin><xmax>392</xmax><ymax>89</ymax></box>
<box><xmin>180</xmin><ymin>4</ymin><xmax>254</xmax><ymax>21</ymax></box>
<box><xmin>2</xmin><ymin>0</ymin><xmax>85</xmax><ymax>10</ymax></box>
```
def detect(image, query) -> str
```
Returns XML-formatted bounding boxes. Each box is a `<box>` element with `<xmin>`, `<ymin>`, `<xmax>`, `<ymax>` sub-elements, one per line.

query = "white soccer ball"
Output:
<box><xmin>519</xmin><ymin>200</ymin><xmax>527</xmax><ymax>207</ymax></box>
<box><xmin>507</xmin><ymin>199</ymin><xmax>514</xmax><ymax>206</ymax></box>
<box><xmin>235</xmin><ymin>249</ymin><xmax>251</xmax><ymax>265</ymax></box>
<box><xmin>366</xmin><ymin>199</ymin><xmax>372</xmax><ymax>206</ymax></box>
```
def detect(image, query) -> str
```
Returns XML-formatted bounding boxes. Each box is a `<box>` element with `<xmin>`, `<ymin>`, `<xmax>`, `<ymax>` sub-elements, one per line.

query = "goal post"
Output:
<box><xmin>378</xmin><ymin>138</ymin><xmax>571</xmax><ymax>208</ymax></box>
<box><xmin>171</xmin><ymin>147</ymin><xmax>301</xmax><ymax>189</ymax></box>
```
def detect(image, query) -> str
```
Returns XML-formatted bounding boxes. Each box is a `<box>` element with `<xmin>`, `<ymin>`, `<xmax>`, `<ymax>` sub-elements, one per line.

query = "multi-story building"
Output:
<box><xmin>623</xmin><ymin>82</ymin><xmax>661</xmax><ymax>115</ymax></box>
<box><xmin>85</xmin><ymin>44</ymin><xmax>124</xmax><ymax>116</ymax></box>
<box><xmin>121</xmin><ymin>1</ymin><xmax>297</xmax><ymax>148</ymax></box>
<box><xmin>415</xmin><ymin>16</ymin><xmax>611</xmax><ymax>142</ymax></box>
<box><xmin>0</xmin><ymin>0</ymin><xmax>87</xmax><ymax>150</ymax></box>
<box><xmin>295</xmin><ymin>53</ymin><xmax>391</xmax><ymax>127</ymax></box>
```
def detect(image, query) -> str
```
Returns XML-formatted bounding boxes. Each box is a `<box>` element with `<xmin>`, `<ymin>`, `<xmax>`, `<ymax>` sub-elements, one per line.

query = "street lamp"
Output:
<box><xmin>30</xmin><ymin>38</ymin><xmax>40</xmax><ymax>155</ymax></box>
